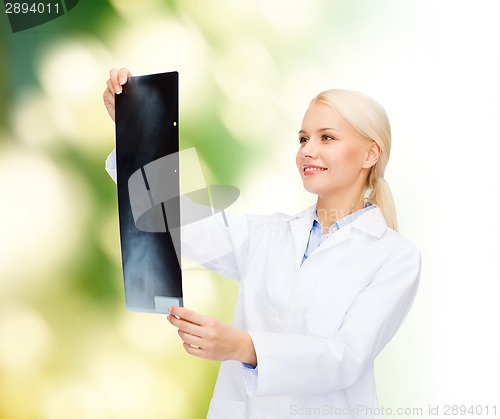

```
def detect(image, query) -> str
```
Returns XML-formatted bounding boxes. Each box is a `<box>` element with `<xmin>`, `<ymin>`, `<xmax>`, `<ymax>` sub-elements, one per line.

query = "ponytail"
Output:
<box><xmin>366</xmin><ymin>177</ymin><xmax>398</xmax><ymax>232</ymax></box>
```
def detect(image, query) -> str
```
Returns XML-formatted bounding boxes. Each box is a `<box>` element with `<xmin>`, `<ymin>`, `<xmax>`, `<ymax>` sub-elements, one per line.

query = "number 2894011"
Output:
<box><xmin>5</xmin><ymin>3</ymin><xmax>61</xmax><ymax>14</ymax></box>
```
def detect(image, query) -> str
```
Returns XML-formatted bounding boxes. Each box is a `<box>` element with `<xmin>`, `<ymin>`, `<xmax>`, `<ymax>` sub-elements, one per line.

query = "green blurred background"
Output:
<box><xmin>1</xmin><ymin>1</ymin><xmax>499</xmax><ymax>418</ymax></box>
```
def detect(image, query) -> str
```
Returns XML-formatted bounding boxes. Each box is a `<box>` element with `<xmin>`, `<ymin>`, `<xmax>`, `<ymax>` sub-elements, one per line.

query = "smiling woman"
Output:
<box><xmin>104</xmin><ymin>69</ymin><xmax>420</xmax><ymax>419</ymax></box>
<box><xmin>297</xmin><ymin>89</ymin><xmax>397</xmax><ymax>232</ymax></box>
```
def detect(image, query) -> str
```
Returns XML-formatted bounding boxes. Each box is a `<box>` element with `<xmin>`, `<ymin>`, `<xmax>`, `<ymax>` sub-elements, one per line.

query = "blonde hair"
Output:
<box><xmin>312</xmin><ymin>89</ymin><xmax>398</xmax><ymax>231</ymax></box>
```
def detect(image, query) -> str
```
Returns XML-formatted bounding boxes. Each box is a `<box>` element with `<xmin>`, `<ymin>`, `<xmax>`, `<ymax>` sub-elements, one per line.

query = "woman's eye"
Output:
<box><xmin>299</xmin><ymin>137</ymin><xmax>308</xmax><ymax>144</ymax></box>
<box><xmin>322</xmin><ymin>135</ymin><xmax>335</xmax><ymax>141</ymax></box>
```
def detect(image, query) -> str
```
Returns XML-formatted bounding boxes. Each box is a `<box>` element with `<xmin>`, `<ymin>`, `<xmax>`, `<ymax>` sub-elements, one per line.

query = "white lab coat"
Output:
<box><xmin>106</xmin><ymin>154</ymin><xmax>421</xmax><ymax>419</ymax></box>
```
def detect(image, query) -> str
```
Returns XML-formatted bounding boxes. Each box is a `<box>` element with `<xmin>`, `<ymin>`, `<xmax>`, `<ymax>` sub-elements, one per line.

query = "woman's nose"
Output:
<box><xmin>300</xmin><ymin>140</ymin><xmax>317</xmax><ymax>158</ymax></box>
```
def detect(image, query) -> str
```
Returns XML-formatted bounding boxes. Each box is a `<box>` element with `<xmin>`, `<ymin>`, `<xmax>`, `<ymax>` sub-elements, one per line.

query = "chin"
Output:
<box><xmin>302</xmin><ymin>184</ymin><xmax>322</xmax><ymax>195</ymax></box>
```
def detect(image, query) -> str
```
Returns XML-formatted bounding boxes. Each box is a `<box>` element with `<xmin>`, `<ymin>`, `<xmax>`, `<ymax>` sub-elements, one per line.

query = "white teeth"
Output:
<box><xmin>304</xmin><ymin>167</ymin><xmax>326</xmax><ymax>172</ymax></box>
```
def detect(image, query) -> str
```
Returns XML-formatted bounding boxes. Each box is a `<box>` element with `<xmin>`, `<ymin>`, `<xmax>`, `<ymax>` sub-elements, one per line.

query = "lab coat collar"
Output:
<box><xmin>289</xmin><ymin>205</ymin><xmax>387</xmax><ymax>237</ymax></box>
<box><xmin>288</xmin><ymin>205</ymin><xmax>388</xmax><ymax>268</ymax></box>
<box><xmin>350</xmin><ymin>205</ymin><xmax>388</xmax><ymax>238</ymax></box>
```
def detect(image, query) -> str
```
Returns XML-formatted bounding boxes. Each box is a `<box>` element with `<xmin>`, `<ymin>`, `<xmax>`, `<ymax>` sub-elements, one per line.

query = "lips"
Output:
<box><xmin>302</xmin><ymin>165</ymin><xmax>327</xmax><ymax>176</ymax></box>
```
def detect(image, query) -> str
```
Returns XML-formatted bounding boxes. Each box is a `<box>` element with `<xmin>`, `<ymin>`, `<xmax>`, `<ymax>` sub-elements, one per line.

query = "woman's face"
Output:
<box><xmin>296</xmin><ymin>102</ymin><xmax>377</xmax><ymax>200</ymax></box>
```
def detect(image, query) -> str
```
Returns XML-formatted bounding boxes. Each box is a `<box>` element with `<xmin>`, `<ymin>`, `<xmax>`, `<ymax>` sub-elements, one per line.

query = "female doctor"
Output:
<box><xmin>104</xmin><ymin>68</ymin><xmax>421</xmax><ymax>419</ymax></box>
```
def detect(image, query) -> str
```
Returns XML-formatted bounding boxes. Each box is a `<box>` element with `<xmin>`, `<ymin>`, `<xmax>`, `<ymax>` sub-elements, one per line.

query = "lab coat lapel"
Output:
<box><xmin>312</xmin><ymin>206</ymin><xmax>387</xmax><ymax>255</ymax></box>
<box><xmin>313</xmin><ymin>225</ymin><xmax>352</xmax><ymax>254</ymax></box>
<box><xmin>288</xmin><ymin>205</ymin><xmax>387</xmax><ymax>267</ymax></box>
<box><xmin>288</xmin><ymin>206</ymin><xmax>315</xmax><ymax>269</ymax></box>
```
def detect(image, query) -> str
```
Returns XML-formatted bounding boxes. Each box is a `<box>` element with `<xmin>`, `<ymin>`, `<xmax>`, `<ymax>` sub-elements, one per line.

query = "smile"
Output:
<box><xmin>303</xmin><ymin>165</ymin><xmax>327</xmax><ymax>176</ymax></box>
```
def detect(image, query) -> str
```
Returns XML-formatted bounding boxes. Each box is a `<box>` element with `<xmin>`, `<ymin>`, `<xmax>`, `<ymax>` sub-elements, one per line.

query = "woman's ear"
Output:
<box><xmin>362</xmin><ymin>141</ymin><xmax>382</xmax><ymax>169</ymax></box>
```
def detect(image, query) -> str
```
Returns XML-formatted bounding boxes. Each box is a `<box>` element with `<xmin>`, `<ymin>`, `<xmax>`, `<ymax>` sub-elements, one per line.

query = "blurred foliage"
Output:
<box><xmin>0</xmin><ymin>1</ymin><xmax>243</xmax><ymax>418</ymax></box>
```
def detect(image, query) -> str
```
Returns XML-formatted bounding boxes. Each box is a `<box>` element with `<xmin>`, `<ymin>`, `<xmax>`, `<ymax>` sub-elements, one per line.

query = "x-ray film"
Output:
<box><xmin>115</xmin><ymin>71</ymin><xmax>183</xmax><ymax>313</ymax></box>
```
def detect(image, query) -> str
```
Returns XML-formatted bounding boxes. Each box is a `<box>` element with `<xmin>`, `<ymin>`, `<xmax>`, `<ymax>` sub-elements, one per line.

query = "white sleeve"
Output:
<box><xmin>180</xmin><ymin>203</ymin><xmax>251</xmax><ymax>280</ymax></box>
<box><xmin>242</xmin><ymin>241</ymin><xmax>421</xmax><ymax>397</ymax></box>
<box><xmin>105</xmin><ymin>149</ymin><xmax>117</xmax><ymax>183</ymax></box>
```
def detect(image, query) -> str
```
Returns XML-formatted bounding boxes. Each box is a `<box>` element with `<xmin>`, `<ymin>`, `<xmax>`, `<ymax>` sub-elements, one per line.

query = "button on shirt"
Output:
<box><xmin>302</xmin><ymin>203</ymin><xmax>374</xmax><ymax>264</ymax></box>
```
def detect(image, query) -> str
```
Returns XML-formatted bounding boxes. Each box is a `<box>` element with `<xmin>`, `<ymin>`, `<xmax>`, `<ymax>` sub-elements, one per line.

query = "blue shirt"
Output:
<box><xmin>302</xmin><ymin>203</ymin><xmax>374</xmax><ymax>264</ymax></box>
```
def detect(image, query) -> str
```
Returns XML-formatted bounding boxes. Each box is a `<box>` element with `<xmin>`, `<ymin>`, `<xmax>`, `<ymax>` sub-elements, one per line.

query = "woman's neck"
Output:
<box><xmin>316</xmin><ymin>191</ymin><xmax>365</xmax><ymax>233</ymax></box>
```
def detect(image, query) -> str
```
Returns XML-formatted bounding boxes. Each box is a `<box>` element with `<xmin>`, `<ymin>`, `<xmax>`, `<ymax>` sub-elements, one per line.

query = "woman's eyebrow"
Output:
<box><xmin>318</xmin><ymin>127</ymin><xmax>341</xmax><ymax>133</ymax></box>
<box><xmin>298</xmin><ymin>128</ymin><xmax>341</xmax><ymax>135</ymax></box>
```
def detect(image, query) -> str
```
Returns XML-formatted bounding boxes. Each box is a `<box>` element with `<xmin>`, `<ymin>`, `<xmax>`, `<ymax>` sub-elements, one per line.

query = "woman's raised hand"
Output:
<box><xmin>103</xmin><ymin>67</ymin><xmax>133</xmax><ymax>122</ymax></box>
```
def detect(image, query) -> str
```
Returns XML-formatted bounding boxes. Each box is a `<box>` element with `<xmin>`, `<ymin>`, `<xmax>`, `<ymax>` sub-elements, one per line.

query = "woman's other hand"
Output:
<box><xmin>168</xmin><ymin>307</ymin><xmax>257</xmax><ymax>367</ymax></box>
<box><xmin>103</xmin><ymin>67</ymin><xmax>133</xmax><ymax>122</ymax></box>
